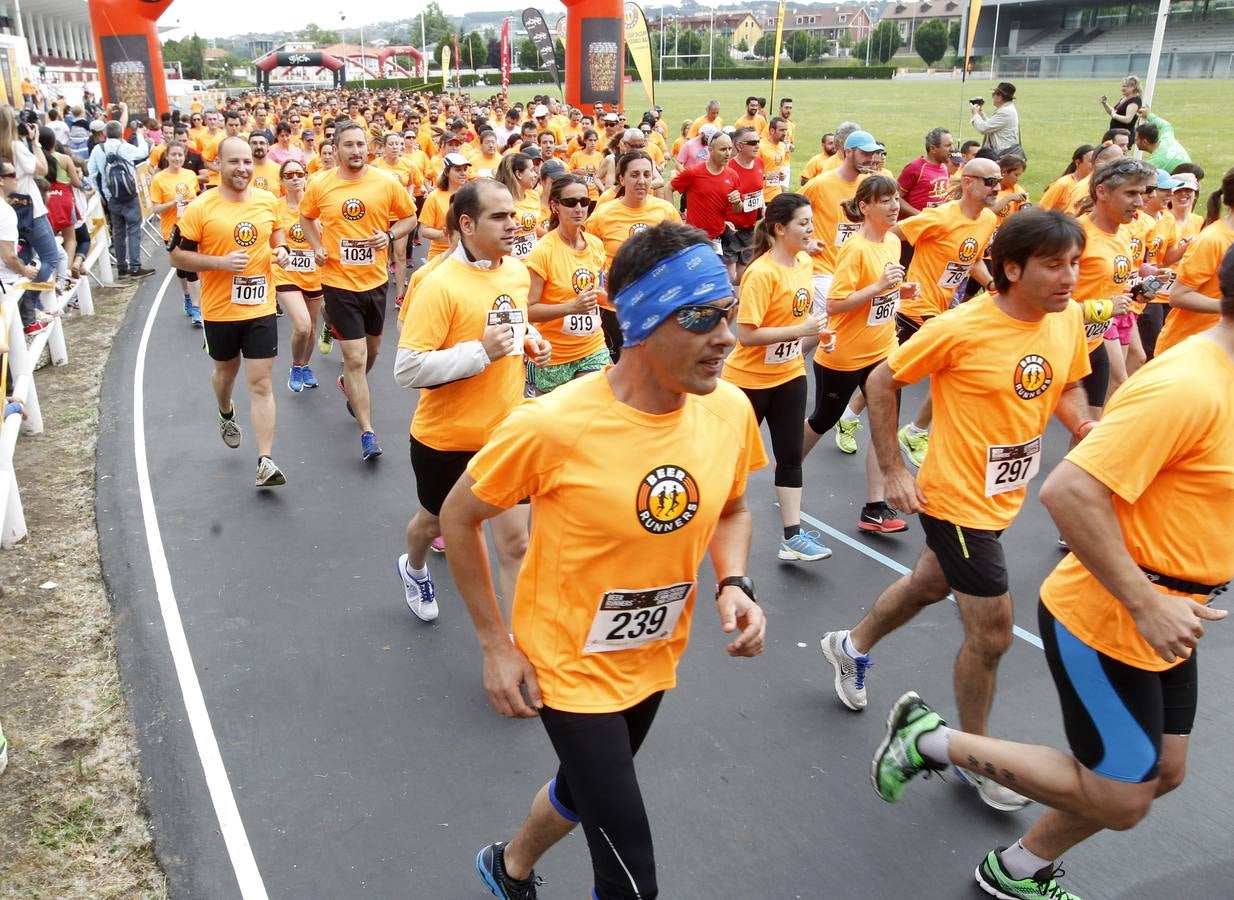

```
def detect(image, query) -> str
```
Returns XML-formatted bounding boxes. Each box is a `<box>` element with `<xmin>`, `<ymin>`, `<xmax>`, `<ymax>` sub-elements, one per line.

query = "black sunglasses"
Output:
<box><xmin>966</xmin><ymin>175</ymin><xmax>1001</xmax><ymax>187</ymax></box>
<box><xmin>675</xmin><ymin>299</ymin><xmax>738</xmax><ymax>334</ymax></box>
<box><xmin>555</xmin><ymin>196</ymin><xmax>588</xmax><ymax>208</ymax></box>
<box><xmin>0</xmin><ymin>170</ymin><xmax>16</xmax><ymax>178</ymax></box>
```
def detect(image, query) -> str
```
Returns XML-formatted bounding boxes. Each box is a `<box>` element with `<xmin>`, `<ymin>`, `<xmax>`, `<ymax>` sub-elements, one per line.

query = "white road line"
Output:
<box><xmin>133</xmin><ymin>271</ymin><xmax>270</xmax><ymax>899</ymax></box>
<box><xmin>798</xmin><ymin>510</ymin><xmax>1045</xmax><ymax>650</ymax></box>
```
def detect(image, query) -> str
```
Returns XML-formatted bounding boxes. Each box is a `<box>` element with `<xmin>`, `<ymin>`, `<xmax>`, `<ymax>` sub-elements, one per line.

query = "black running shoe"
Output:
<box><xmin>475</xmin><ymin>842</ymin><xmax>541</xmax><ymax>899</ymax></box>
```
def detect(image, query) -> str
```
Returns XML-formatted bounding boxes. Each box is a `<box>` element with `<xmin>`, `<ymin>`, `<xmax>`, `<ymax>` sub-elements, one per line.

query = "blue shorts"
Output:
<box><xmin>1039</xmin><ymin>600</ymin><xmax>1197</xmax><ymax>783</ymax></box>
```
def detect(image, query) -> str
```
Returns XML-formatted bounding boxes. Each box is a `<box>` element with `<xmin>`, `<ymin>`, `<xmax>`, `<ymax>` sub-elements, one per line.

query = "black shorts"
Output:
<box><xmin>202</xmin><ymin>314</ymin><xmax>278</xmax><ymax>362</ymax></box>
<box><xmin>1082</xmin><ymin>343</ymin><xmax>1110</xmax><ymax>408</ymax></box>
<box><xmin>721</xmin><ymin>226</ymin><xmax>756</xmax><ymax>265</ymax></box>
<box><xmin>895</xmin><ymin>313</ymin><xmax>931</xmax><ymax>346</ymax></box>
<box><xmin>323</xmin><ymin>284</ymin><xmax>387</xmax><ymax>340</ymax></box>
<box><xmin>275</xmin><ymin>283</ymin><xmax>324</xmax><ymax>302</ymax></box>
<box><xmin>919</xmin><ymin>512</ymin><xmax>1008</xmax><ymax>598</ymax></box>
<box><xmin>1039</xmin><ymin>600</ymin><xmax>1197</xmax><ymax>783</ymax></box>
<box><xmin>409</xmin><ymin>435</ymin><xmax>474</xmax><ymax>517</ymax></box>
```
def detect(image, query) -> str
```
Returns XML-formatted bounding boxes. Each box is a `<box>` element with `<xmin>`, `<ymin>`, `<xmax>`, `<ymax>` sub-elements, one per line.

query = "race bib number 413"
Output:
<box><xmin>583</xmin><ymin>582</ymin><xmax>692</xmax><ymax>653</ymax></box>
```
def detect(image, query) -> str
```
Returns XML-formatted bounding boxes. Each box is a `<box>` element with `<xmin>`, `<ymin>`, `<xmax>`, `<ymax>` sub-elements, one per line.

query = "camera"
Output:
<box><xmin>970</xmin><ymin>97</ymin><xmax>985</xmax><ymax>107</ymax></box>
<box><xmin>1131</xmin><ymin>275</ymin><xmax>1166</xmax><ymax>301</ymax></box>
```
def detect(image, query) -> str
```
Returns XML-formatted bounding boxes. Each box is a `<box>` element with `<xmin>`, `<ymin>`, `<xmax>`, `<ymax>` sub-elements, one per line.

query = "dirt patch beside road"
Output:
<box><xmin>0</xmin><ymin>283</ymin><xmax>166</xmax><ymax>898</ymax></box>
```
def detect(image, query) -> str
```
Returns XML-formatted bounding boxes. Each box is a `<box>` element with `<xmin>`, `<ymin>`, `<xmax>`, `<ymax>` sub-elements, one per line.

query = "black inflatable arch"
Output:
<box><xmin>253</xmin><ymin>51</ymin><xmax>346</xmax><ymax>90</ymax></box>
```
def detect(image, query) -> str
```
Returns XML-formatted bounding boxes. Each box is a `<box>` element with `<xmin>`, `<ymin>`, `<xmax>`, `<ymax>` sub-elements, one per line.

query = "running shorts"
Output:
<box><xmin>202</xmin><ymin>314</ymin><xmax>278</xmax><ymax>361</ymax></box>
<box><xmin>409</xmin><ymin>435</ymin><xmax>474</xmax><ymax>518</ymax></box>
<box><xmin>919</xmin><ymin>511</ymin><xmax>1008</xmax><ymax>598</ymax></box>
<box><xmin>323</xmin><ymin>284</ymin><xmax>387</xmax><ymax>340</ymax></box>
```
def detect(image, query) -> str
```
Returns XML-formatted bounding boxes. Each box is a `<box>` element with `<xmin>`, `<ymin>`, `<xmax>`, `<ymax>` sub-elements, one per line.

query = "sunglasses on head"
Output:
<box><xmin>555</xmin><ymin>196</ymin><xmax>588</xmax><ymax>208</ymax></box>
<box><xmin>967</xmin><ymin>175</ymin><xmax>1001</xmax><ymax>187</ymax></box>
<box><xmin>282</xmin><ymin>170</ymin><xmax>306</xmax><ymax>179</ymax></box>
<box><xmin>675</xmin><ymin>299</ymin><xmax>738</xmax><ymax>334</ymax></box>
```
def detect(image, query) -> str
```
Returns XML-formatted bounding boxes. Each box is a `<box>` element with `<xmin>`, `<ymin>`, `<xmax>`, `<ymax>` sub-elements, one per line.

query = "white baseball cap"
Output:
<box><xmin>443</xmin><ymin>152</ymin><xmax>471</xmax><ymax>167</ymax></box>
<box><xmin>533</xmin><ymin>104</ymin><xmax>549</xmax><ymax>118</ymax></box>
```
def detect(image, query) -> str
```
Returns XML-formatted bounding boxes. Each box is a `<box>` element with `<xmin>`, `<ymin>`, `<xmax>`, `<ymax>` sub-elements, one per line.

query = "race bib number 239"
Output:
<box><xmin>583</xmin><ymin>582</ymin><xmax>692</xmax><ymax>653</ymax></box>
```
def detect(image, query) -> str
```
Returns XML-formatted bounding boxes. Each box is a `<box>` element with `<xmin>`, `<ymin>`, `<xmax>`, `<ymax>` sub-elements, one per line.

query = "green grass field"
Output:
<box><xmin>507</xmin><ymin>79</ymin><xmax>1226</xmax><ymax>197</ymax></box>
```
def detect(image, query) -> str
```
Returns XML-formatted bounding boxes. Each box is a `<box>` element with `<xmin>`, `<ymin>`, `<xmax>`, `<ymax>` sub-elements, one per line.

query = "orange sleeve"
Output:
<box><xmin>468</xmin><ymin>400</ymin><xmax>565</xmax><ymax>509</ymax></box>
<box><xmin>397</xmin><ymin>273</ymin><xmax>455</xmax><ymax>352</ymax></box>
<box><xmin>886</xmin><ymin>312</ymin><xmax>958</xmax><ymax>386</ymax></box>
<box><xmin>735</xmin><ymin>263</ymin><xmax>775</xmax><ymax>327</ymax></box>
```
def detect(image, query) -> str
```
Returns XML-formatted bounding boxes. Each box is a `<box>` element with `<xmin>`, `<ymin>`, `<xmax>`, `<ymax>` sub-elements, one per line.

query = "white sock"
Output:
<box><xmin>915</xmin><ymin>723</ymin><xmax>952</xmax><ymax>766</ymax></box>
<box><xmin>998</xmin><ymin>839</ymin><xmax>1054</xmax><ymax>881</ymax></box>
<box><xmin>841</xmin><ymin>632</ymin><xmax>867</xmax><ymax>659</ymax></box>
<box><xmin>406</xmin><ymin>561</ymin><xmax>429</xmax><ymax>581</ymax></box>
<box><xmin>841</xmin><ymin>407</ymin><xmax>860</xmax><ymax>425</ymax></box>
<box><xmin>906</xmin><ymin>423</ymin><xmax>928</xmax><ymax>437</ymax></box>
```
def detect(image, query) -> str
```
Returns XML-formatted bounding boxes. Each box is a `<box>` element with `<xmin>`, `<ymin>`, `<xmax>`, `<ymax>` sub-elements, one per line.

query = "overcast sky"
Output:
<box><xmin>160</xmin><ymin>1</ymin><xmax>569</xmax><ymax>40</ymax></box>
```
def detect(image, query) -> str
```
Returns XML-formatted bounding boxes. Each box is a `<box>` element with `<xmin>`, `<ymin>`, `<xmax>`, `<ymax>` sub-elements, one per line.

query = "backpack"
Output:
<box><xmin>104</xmin><ymin>148</ymin><xmax>137</xmax><ymax>204</ymax></box>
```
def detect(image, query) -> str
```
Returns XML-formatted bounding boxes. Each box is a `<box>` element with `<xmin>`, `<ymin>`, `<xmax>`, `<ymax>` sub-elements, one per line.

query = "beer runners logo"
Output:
<box><xmin>1014</xmin><ymin>354</ymin><xmax>1053</xmax><ymax>400</ymax></box>
<box><xmin>492</xmin><ymin>294</ymin><xmax>515</xmax><ymax>311</ymax></box>
<box><xmin>342</xmin><ymin>198</ymin><xmax>366</xmax><ymax>221</ymax></box>
<box><xmin>792</xmin><ymin>287</ymin><xmax>811</xmax><ymax>317</ymax></box>
<box><xmin>519</xmin><ymin>211</ymin><xmax>537</xmax><ymax>231</ymax></box>
<box><xmin>629</xmin><ymin>222</ymin><xmax>648</xmax><ymax>236</ymax></box>
<box><xmin>254</xmin><ymin>176</ymin><xmax>269</xmax><ymax>191</ymax></box>
<box><xmin>289</xmin><ymin>223</ymin><xmax>306</xmax><ymax>243</ymax></box>
<box><xmin>958</xmin><ymin>237</ymin><xmax>980</xmax><ymax>263</ymax></box>
<box><xmin>233</xmin><ymin>221</ymin><xmax>258</xmax><ymax>247</ymax></box>
<box><xmin>571</xmin><ymin>268</ymin><xmax>596</xmax><ymax>294</ymax></box>
<box><xmin>637</xmin><ymin>466</ymin><xmax>700</xmax><ymax>534</ymax></box>
<box><xmin>1113</xmin><ymin>254</ymin><xmax>1132</xmax><ymax>283</ymax></box>
<box><xmin>1129</xmin><ymin>236</ymin><xmax>1144</xmax><ymax>261</ymax></box>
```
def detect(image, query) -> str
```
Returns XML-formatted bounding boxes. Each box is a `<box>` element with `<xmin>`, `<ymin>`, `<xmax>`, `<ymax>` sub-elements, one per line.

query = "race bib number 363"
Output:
<box><xmin>583</xmin><ymin>582</ymin><xmax>692</xmax><ymax>653</ymax></box>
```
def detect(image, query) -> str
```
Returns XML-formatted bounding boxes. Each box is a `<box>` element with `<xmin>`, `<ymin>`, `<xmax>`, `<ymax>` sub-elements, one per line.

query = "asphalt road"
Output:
<box><xmin>97</xmin><ymin>252</ymin><xmax>1234</xmax><ymax>900</ymax></box>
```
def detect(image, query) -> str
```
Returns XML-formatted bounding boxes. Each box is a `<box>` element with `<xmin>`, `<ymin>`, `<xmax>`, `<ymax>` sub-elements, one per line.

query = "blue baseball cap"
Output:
<box><xmin>1155</xmin><ymin>168</ymin><xmax>1183</xmax><ymax>190</ymax></box>
<box><xmin>844</xmin><ymin>130</ymin><xmax>880</xmax><ymax>152</ymax></box>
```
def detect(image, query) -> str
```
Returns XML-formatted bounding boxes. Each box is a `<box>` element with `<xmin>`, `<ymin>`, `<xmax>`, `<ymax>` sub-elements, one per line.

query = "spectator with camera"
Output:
<box><xmin>970</xmin><ymin>82</ymin><xmax>1022</xmax><ymax>159</ymax></box>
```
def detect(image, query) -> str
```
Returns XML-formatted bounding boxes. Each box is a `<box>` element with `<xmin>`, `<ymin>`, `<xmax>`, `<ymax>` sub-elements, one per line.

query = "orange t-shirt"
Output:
<box><xmin>1039</xmin><ymin>174</ymin><xmax>1078</xmax><ymax>212</ymax></box>
<box><xmin>569</xmin><ymin>150</ymin><xmax>606</xmax><ymax>200</ymax></box>
<box><xmin>1041</xmin><ymin>337</ymin><xmax>1234</xmax><ymax>671</ymax></box>
<box><xmin>1145</xmin><ymin>211</ymin><xmax>1180</xmax><ymax>270</ymax></box>
<box><xmin>822</xmin><ymin>230</ymin><xmax>902</xmax><ymax>372</ymax></box>
<box><xmin>1156</xmin><ymin>219</ymin><xmax>1234</xmax><ymax>354</ymax></box>
<box><xmin>468</xmin><ymin>151</ymin><xmax>504</xmax><ymax>180</ymax></box>
<box><xmin>800</xmin><ymin>152</ymin><xmax>831</xmax><ymax>184</ymax></box>
<box><xmin>586</xmin><ymin>197</ymin><xmax>682</xmax><ymax>307</ymax></box>
<box><xmin>418</xmin><ymin>188</ymin><xmax>456</xmax><ymax>260</ymax></box>
<box><xmin>467</xmin><ymin>371</ymin><xmax>767</xmax><ymax>713</ymax></box>
<box><xmin>1074</xmin><ymin>216</ymin><xmax>1135</xmax><ymax>350</ymax></box>
<box><xmin>396</xmin><ymin>247</ymin><xmax>452</xmax><ymax>325</ymax></box>
<box><xmin>400</xmin><ymin>255</ymin><xmax>531</xmax><ymax>451</ymax></box>
<box><xmin>898</xmin><ymin>201</ymin><xmax>999</xmax><ymax>322</ymax></box>
<box><xmin>511</xmin><ymin>192</ymin><xmax>544</xmax><ymax>261</ymax></box>
<box><xmin>687</xmin><ymin>115</ymin><xmax>724</xmax><ymax>139</ymax></box>
<box><xmin>299</xmin><ymin>166</ymin><xmax>414</xmax><ymax>291</ymax></box>
<box><xmin>198</xmin><ymin>130</ymin><xmax>225</xmax><ymax>186</ymax></box>
<box><xmin>733</xmin><ymin>114</ymin><xmax>767</xmax><ymax>137</ymax></box>
<box><xmin>525</xmin><ymin>229</ymin><xmax>608</xmax><ymax>366</ymax></box>
<box><xmin>372</xmin><ymin>156</ymin><xmax>414</xmax><ymax>189</ymax></box>
<box><xmin>887</xmin><ymin>296</ymin><xmax>1090</xmax><ymax>530</ymax></box>
<box><xmin>723</xmin><ymin>252</ymin><xmax>813</xmax><ymax>389</ymax></box>
<box><xmin>177</xmin><ymin>189</ymin><xmax>281</xmax><ymax>322</ymax></box>
<box><xmin>757</xmin><ymin>139</ymin><xmax>788</xmax><ymax>202</ymax></box>
<box><xmin>249</xmin><ymin>159</ymin><xmax>283</xmax><ymax>196</ymax></box>
<box><xmin>149</xmin><ymin>167</ymin><xmax>199</xmax><ymax>241</ymax></box>
<box><xmin>272</xmin><ymin>198</ymin><xmax>321</xmax><ymax>293</ymax></box>
<box><xmin>1066</xmin><ymin>175</ymin><xmax>1091</xmax><ymax>215</ymax></box>
<box><xmin>994</xmin><ymin>186</ymin><xmax>1031</xmax><ymax>220</ymax></box>
<box><xmin>800</xmin><ymin>170</ymin><xmax>866</xmax><ymax>275</ymax></box>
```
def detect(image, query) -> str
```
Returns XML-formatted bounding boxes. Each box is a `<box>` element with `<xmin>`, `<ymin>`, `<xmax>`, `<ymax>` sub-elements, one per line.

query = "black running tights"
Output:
<box><xmin>740</xmin><ymin>376</ymin><xmax>807</xmax><ymax>488</ymax></box>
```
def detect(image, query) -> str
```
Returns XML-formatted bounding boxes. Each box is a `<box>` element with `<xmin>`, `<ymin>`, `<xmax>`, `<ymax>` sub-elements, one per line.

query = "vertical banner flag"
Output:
<box><xmin>623</xmin><ymin>2</ymin><xmax>655</xmax><ymax>106</ymax></box>
<box><xmin>453</xmin><ymin>32</ymin><xmax>462</xmax><ymax>89</ymax></box>
<box><xmin>555</xmin><ymin>15</ymin><xmax>568</xmax><ymax>54</ymax></box>
<box><xmin>441</xmin><ymin>45</ymin><xmax>451</xmax><ymax>93</ymax></box>
<box><xmin>963</xmin><ymin>0</ymin><xmax>982</xmax><ymax>79</ymax></box>
<box><xmin>770</xmin><ymin>0</ymin><xmax>786</xmax><ymax>108</ymax></box>
<box><xmin>500</xmin><ymin>18</ymin><xmax>512</xmax><ymax>99</ymax></box>
<box><xmin>523</xmin><ymin>8</ymin><xmax>564</xmax><ymax>94</ymax></box>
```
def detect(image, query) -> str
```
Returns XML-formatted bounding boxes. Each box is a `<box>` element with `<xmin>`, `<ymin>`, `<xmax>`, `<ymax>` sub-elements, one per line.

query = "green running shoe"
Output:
<box><xmin>976</xmin><ymin>848</ymin><xmax>1083</xmax><ymax>900</ymax></box>
<box><xmin>897</xmin><ymin>424</ymin><xmax>929</xmax><ymax>467</ymax></box>
<box><xmin>835</xmin><ymin>418</ymin><xmax>861</xmax><ymax>454</ymax></box>
<box><xmin>318</xmin><ymin>320</ymin><xmax>334</xmax><ymax>356</ymax></box>
<box><xmin>870</xmin><ymin>691</ymin><xmax>946</xmax><ymax>803</ymax></box>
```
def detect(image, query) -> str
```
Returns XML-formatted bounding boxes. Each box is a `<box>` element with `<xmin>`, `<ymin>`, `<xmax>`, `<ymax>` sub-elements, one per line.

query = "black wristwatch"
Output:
<box><xmin>716</xmin><ymin>575</ymin><xmax>757</xmax><ymax>604</ymax></box>
<box><xmin>386</xmin><ymin>229</ymin><xmax>396</xmax><ymax>246</ymax></box>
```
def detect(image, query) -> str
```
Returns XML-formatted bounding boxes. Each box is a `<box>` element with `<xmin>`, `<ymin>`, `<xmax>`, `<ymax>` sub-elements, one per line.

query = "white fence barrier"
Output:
<box><xmin>0</xmin><ymin>195</ymin><xmax>115</xmax><ymax>548</ymax></box>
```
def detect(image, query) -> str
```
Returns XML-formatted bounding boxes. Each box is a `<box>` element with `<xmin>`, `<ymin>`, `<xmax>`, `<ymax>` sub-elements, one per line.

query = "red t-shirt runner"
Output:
<box><xmin>898</xmin><ymin>156</ymin><xmax>951</xmax><ymax>213</ymax></box>
<box><xmin>727</xmin><ymin>157</ymin><xmax>766</xmax><ymax>230</ymax></box>
<box><xmin>671</xmin><ymin>161</ymin><xmax>740</xmax><ymax>239</ymax></box>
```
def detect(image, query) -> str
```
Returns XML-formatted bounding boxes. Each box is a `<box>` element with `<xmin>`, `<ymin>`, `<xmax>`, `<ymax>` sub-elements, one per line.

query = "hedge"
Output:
<box><xmin>355</xmin><ymin>72</ymin><xmax>562</xmax><ymax>90</ymax></box>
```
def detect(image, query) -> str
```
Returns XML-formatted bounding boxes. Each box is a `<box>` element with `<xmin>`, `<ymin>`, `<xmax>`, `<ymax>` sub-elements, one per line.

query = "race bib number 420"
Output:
<box><xmin>583</xmin><ymin>582</ymin><xmax>692</xmax><ymax>653</ymax></box>
<box><xmin>984</xmin><ymin>436</ymin><xmax>1042</xmax><ymax>497</ymax></box>
<box><xmin>230</xmin><ymin>275</ymin><xmax>267</xmax><ymax>305</ymax></box>
<box><xmin>339</xmin><ymin>238</ymin><xmax>375</xmax><ymax>266</ymax></box>
<box><xmin>284</xmin><ymin>249</ymin><xmax>316</xmax><ymax>272</ymax></box>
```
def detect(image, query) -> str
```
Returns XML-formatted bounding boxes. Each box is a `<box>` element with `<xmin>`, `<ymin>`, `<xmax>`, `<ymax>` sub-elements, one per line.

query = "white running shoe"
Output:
<box><xmin>397</xmin><ymin>553</ymin><xmax>439</xmax><ymax>622</ymax></box>
<box><xmin>819</xmin><ymin>630</ymin><xmax>872</xmax><ymax>711</ymax></box>
<box><xmin>954</xmin><ymin>765</ymin><xmax>1033</xmax><ymax>812</ymax></box>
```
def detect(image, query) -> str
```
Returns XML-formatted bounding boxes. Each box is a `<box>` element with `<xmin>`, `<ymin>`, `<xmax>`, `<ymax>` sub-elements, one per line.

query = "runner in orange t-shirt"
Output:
<box><xmin>878</xmin><ymin>273</ymin><xmax>1234</xmax><ymax>900</ymax></box>
<box><xmin>802</xmin><ymin>175</ymin><xmax>912</xmax><ymax>535</ymax></box>
<box><xmin>169</xmin><ymin>136</ymin><xmax>290</xmax><ymax>488</ymax></box>
<box><xmin>148</xmin><ymin>142</ymin><xmax>202</xmax><ymax>324</ymax></box>
<box><xmin>418</xmin><ymin>153</ymin><xmax>470</xmax><ymax>260</ymax></box>
<box><xmin>1158</xmin><ymin>173</ymin><xmax>1234</xmax><ymax>355</ymax></box>
<box><xmin>439</xmin><ymin>221</ymin><xmax>765</xmax><ymax>900</ymax></box>
<box><xmin>273</xmin><ymin>159</ymin><xmax>324</xmax><ymax>394</ymax></box>
<box><xmin>819</xmin><ymin>211</ymin><xmax>1092</xmax><ymax>814</ymax></box>
<box><xmin>393</xmin><ymin>181</ymin><xmax>552</xmax><ymax>626</ymax></box>
<box><xmin>299</xmin><ymin>121</ymin><xmax>417</xmax><ymax>459</ymax></box>
<box><xmin>723</xmin><ymin>193</ymin><xmax>832</xmax><ymax>560</ymax></box>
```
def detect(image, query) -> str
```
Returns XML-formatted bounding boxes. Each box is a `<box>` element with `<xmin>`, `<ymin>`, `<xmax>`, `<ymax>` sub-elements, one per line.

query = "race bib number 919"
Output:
<box><xmin>583</xmin><ymin>582</ymin><xmax>692</xmax><ymax>653</ymax></box>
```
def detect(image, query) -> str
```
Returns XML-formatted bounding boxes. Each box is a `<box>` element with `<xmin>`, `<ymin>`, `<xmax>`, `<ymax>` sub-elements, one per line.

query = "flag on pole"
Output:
<box><xmin>770</xmin><ymin>0</ymin><xmax>786</xmax><ymax>109</ymax></box>
<box><xmin>441</xmin><ymin>45</ymin><xmax>451</xmax><ymax>93</ymax></box>
<box><xmin>522</xmin><ymin>8</ymin><xmax>564</xmax><ymax>94</ymax></box>
<box><xmin>500</xmin><ymin>19</ymin><xmax>511</xmax><ymax>100</ymax></box>
<box><xmin>963</xmin><ymin>0</ymin><xmax>982</xmax><ymax>79</ymax></box>
<box><xmin>623</xmin><ymin>2</ymin><xmax>655</xmax><ymax>107</ymax></box>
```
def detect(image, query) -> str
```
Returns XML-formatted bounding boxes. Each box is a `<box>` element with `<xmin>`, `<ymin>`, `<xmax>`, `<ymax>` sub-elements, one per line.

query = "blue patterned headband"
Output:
<box><xmin>614</xmin><ymin>243</ymin><xmax>733</xmax><ymax>347</ymax></box>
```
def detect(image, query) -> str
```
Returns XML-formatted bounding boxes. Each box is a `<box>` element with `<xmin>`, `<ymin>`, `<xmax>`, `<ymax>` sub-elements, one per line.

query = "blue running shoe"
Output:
<box><xmin>778</xmin><ymin>529</ymin><xmax>833</xmax><ymax>561</ymax></box>
<box><xmin>476</xmin><ymin>842</ymin><xmax>541</xmax><ymax>899</ymax></box>
<box><xmin>183</xmin><ymin>295</ymin><xmax>193</xmax><ymax>317</ymax></box>
<box><xmin>396</xmin><ymin>553</ymin><xmax>438</xmax><ymax>621</ymax></box>
<box><xmin>361</xmin><ymin>431</ymin><xmax>382</xmax><ymax>460</ymax></box>
<box><xmin>300</xmin><ymin>365</ymin><xmax>319</xmax><ymax>389</ymax></box>
<box><xmin>190</xmin><ymin>306</ymin><xmax>203</xmax><ymax>327</ymax></box>
<box><xmin>287</xmin><ymin>365</ymin><xmax>305</xmax><ymax>393</ymax></box>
